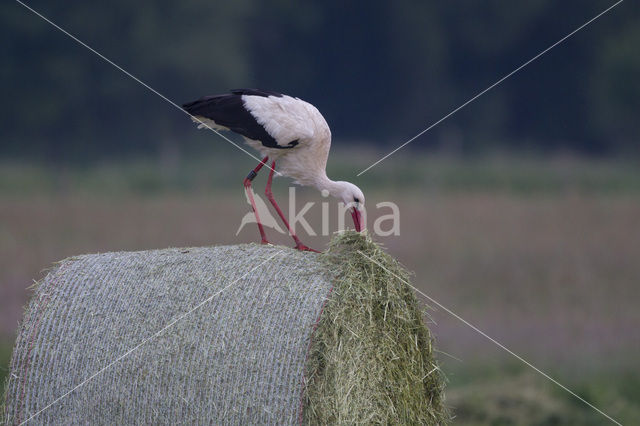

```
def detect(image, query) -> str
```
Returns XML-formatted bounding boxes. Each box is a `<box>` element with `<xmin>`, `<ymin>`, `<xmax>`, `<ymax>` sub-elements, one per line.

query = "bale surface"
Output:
<box><xmin>4</xmin><ymin>233</ymin><xmax>447</xmax><ymax>425</ymax></box>
<box><xmin>4</xmin><ymin>244</ymin><xmax>333</xmax><ymax>425</ymax></box>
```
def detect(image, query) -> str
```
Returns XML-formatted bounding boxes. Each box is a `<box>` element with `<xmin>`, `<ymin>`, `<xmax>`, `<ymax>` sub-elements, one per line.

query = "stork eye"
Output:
<box><xmin>354</xmin><ymin>197</ymin><xmax>360</xmax><ymax>203</ymax></box>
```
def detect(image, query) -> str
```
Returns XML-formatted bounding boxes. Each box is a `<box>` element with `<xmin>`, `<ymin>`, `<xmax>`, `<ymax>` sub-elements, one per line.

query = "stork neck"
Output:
<box><xmin>314</xmin><ymin>174</ymin><xmax>344</xmax><ymax>199</ymax></box>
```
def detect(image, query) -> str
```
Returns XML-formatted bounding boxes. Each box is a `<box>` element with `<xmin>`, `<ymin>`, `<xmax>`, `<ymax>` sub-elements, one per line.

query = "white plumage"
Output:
<box><xmin>242</xmin><ymin>95</ymin><xmax>332</xmax><ymax>186</ymax></box>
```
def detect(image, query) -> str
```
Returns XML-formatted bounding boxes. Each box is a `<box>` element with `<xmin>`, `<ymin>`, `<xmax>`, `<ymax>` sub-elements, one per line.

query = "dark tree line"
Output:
<box><xmin>1</xmin><ymin>0</ymin><xmax>638</xmax><ymax>161</ymax></box>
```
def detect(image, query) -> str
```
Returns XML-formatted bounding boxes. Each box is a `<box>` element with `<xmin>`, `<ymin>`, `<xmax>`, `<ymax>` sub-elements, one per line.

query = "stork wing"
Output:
<box><xmin>183</xmin><ymin>89</ymin><xmax>310</xmax><ymax>149</ymax></box>
<box><xmin>183</xmin><ymin>93</ymin><xmax>286</xmax><ymax>148</ymax></box>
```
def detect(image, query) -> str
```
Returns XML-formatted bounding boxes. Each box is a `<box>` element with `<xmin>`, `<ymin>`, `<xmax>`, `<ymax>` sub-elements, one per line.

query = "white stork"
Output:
<box><xmin>183</xmin><ymin>88</ymin><xmax>364</xmax><ymax>251</ymax></box>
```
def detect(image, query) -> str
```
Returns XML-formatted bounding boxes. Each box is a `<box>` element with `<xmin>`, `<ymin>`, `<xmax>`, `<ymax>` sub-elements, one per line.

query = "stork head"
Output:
<box><xmin>331</xmin><ymin>181</ymin><xmax>365</xmax><ymax>232</ymax></box>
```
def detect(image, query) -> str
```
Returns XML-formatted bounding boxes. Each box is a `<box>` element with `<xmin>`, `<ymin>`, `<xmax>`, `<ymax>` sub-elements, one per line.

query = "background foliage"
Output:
<box><xmin>1</xmin><ymin>0</ymin><xmax>639</xmax><ymax>161</ymax></box>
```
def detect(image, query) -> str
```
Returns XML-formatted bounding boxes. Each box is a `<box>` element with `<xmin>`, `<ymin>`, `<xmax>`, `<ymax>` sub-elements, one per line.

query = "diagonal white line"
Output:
<box><xmin>357</xmin><ymin>250</ymin><xmax>622</xmax><ymax>425</ymax></box>
<box><xmin>14</xmin><ymin>0</ymin><xmax>280</xmax><ymax>175</ymax></box>
<box><xmin>18</xmin><ymin>250</ymin><xmax>282</xmax><ymax>425</ymax></box>
<box><xmin>357</xmin><ymin>0</ymin><xmax>624</xmax><ymax>176</ymax></box>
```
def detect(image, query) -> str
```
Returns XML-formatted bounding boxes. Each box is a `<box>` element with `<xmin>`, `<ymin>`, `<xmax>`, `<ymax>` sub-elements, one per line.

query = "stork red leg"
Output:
<box><xmin>243</xmin><ymin>156</ymin><xmax>270</xmax><ymax>244</ymax></box>
<box><xmin>265</xmin><ymin>161</ymin><xmax>319</xmax><ymax>252</ymax></box>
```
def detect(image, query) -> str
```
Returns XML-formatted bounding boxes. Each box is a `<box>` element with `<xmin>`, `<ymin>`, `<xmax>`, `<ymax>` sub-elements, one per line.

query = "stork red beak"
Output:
<box><xmin>351</xmin><ymin>208</ymin><xmax>363</xmax><ymax>232</ymax></box>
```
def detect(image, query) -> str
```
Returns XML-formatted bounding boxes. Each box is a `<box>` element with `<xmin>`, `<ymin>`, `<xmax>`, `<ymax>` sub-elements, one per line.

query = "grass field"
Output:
<box><xmin>1</xmin><ymin>152</ymin><xmax>639</xmax><ymax>423</ymax></box>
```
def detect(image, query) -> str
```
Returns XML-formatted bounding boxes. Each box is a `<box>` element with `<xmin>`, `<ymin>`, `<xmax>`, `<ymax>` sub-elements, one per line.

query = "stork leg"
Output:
<box><xmin>265</xmin><ymin>160</ymin><xmax>319</xmax><ymax>252</ymax></box>
<box><xmin>243</xmin><ymin>156</ymin><xmax>270</xmax><ymax>244</ymax></box>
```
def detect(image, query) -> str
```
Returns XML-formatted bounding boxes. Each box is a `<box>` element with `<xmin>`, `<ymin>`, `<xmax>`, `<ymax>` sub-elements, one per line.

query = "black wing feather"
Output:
<box><xmin>183</xmin><ymin>89</ymin><xmax>297</xmax><ymax>149</ymax></box>
<box><xmin>230</xmin><ymin>88</ymin><xmax>283</xmax><ymax>98</ymax></box>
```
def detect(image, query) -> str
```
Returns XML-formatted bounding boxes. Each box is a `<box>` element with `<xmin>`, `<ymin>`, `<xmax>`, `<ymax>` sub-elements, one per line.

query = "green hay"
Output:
<box><xmin>303</xmin><ymin>231</ymin><xmax>449</xmax><ymax>424</ymax></box>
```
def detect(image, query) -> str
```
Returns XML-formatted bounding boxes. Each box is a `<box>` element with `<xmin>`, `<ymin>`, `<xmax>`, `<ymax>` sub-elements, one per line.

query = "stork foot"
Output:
<box><xmin>260</xmin><ymin>239</ymin><xmax>271</xmax><ymax>245</ymax></box>
<box><xmin>295</xmin><ymin>243</ymin><xmax>320</xmax><ymax>253</ymax></box>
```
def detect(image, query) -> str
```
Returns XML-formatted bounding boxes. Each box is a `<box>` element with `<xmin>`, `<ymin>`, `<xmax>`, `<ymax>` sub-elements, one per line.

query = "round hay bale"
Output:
<box><xmin>3</xmin><ymin>233</ymin><xmax>448</xmax><ymax>425</ymax></box>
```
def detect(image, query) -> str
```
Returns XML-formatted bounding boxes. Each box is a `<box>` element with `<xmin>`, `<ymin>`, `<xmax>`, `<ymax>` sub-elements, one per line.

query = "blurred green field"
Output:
<box><xmin>2</xmin><ymin>151</ymin><xmax>640</xmax><ymax>196</ymax></box>
<box><xmin>446</xmin><ymin>364</ymin><xmax>640</xmax><ymax>425</ymax></box>
<box><xmin>1</xmin><ymin>152</ymin><xmax>639</xmax><ymax>423</ymax></box>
